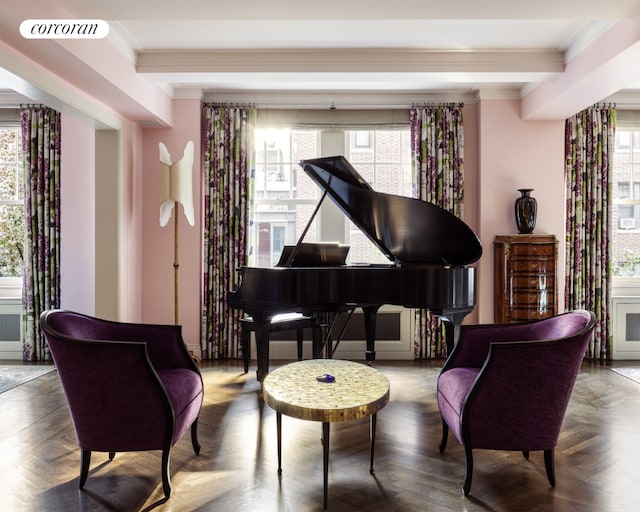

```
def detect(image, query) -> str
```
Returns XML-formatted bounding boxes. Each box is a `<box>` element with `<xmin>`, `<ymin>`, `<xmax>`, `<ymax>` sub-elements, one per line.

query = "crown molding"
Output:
<box><xmin>0</xmin><ymin>89</ymin><xmax>31</xmax><ymax>107</ymax></box>
<box><xmin>604</xmin><ymin>90</ymin><xmax>640</xmax><ymax>109</ymax></box>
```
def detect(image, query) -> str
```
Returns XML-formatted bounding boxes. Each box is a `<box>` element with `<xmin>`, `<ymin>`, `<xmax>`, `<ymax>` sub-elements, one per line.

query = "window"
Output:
<box><xmin>0</xmin><ymin>125</ymin><xmax>24</xmax><ymax>281</ymax></box>
<box><xmin>612</xmin><ymin>128</ymin><xmax>640</xmax><ymax>276</ymax></box>
<box><xmin>252</xmin><ymin>127</ymin><xmax>411</xmax><ymax>267</ymax></box>
<box><xmin>253</xmin><ymin>128</ymin><xmax>319</xmax><ymax>267</ymax></box>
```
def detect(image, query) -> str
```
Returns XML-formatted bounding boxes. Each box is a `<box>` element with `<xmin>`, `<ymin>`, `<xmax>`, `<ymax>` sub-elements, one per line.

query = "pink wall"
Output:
<box><xmin>477</xmin><ymin>99</ymin><xmax>566</xmax><ymax>323</ymax></box>
<box><xmin>60</xmin><ymin>113</ymin><xmax>96</xmax><ymax>314</ymax></box>
<box><xmin>59</xmin><ymin>113</ymin><xmax>146</xmax><ymax>323</ymax></box>
<box><xmin>119</xmin><ymin>120</ymin><xmax>145</xmax><ymax>321</ymax></box>
<box><xmin>461</xmin><ymin>104</ymin><xmax>479</xmax><ymax>323</ymax></box>
<box><xmin>141</xmin><ymin>99</ymin><xmax>202</xmax><ymax>351</ymax></box>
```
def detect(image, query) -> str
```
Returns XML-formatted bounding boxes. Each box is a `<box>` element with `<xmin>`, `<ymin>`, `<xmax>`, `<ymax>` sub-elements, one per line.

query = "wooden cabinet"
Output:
<box><xmin>494</xmin><ymin>234</ymin><xmax>558</xmax><ymax>323</ymax></box>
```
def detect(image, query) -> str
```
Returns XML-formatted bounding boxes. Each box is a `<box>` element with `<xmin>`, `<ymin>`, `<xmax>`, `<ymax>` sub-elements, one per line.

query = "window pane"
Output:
<box><xmin>0</xmin><ymin>165</ymin><xmax>17</xmax><ymax>200</ymax></box>
<box><xmin>618</xmin><ymin>182</ymin><xmax>631</xmax><ymax>199</ymax></box>
<box><xmin>0</xmin><ymin>128</ymin><xmax>18</xmax><ymax>162</ymax></box>
<box><xmin>0</xmin><ymin>125</ymin><xmax>22</xmax><ymax>201</ymax></box>
<box><xmin>612</xmin><ymin>128</ymin><xmax>640</xmax><ymax>276</ymax></box>
<box><xmin>0</xmin><ymin>126</ymin><xmax>24</xmax><ymax>278</ymax></box>
<box><xmin>0</xmin><ymin>203</ymin><xmax>24</xmax><ymax>277</ymax></box>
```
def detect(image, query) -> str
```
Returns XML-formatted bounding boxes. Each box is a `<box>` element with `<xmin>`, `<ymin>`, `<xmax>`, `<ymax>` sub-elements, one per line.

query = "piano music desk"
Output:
<box><xmin>239</xmin><ymin>313</ymin><xmax>318</xmax><ymax>374</ymax></box>
<box><xmin>263</xmin><ymin>359</ymin><xmax>390</xmax><ymax>511</ymax></box>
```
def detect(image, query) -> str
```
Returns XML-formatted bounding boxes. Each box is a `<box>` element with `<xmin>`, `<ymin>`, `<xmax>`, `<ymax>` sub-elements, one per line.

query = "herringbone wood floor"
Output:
<box><xmin>1</xmin><ymin>359</ymin><xmax>639</xmax><ymax>512</ymax></box>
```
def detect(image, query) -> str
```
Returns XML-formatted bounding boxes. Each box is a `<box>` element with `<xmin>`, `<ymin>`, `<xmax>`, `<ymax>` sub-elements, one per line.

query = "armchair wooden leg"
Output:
<box><xmin>523</xmin><ymin>450</ymin><xmax>529</xmax><ymax>460</ymax></box>
<box><xmin>108</xmin><ymin>451</ymin><xmax>115</xmax><ymax>460</ymax></box>
<box><xmin>161</xmin><ymin>448</ymin><xmax>172</xmax><ymax>498</ymax></box>
<box><xmin>544</xmin><ymin>448</ymin><xmax>555</xmax><ymax>487</ymax></box>
<box><xmin>462</xmin><ymin>444</ymin><xmax>473</xmax><ymax>496</ymax></box>
<box><xmin>191</xmin><ymin>419</ymin><xmax>201</xmax><ymax>455</ymax></box>
<box><xmin>438</xmin><ymin>418</ymin><xmax>449</xmax><ymax>453</ymax></box>
<box><xmin>79</xmin><ymin>449</ymin><xmax>91</xmax><ymax>489</ymax></box>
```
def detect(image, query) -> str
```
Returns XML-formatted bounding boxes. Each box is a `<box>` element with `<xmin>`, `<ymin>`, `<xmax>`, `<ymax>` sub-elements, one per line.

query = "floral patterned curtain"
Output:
<box><xmin>21</xmin><ymin>106</ymin><xmax>61</xmax><ymax>361</ymax></box>
<box><xmin>202</xmin><ymin>103</ymin><xmax>256</xmax><ymax>360</ymax></box>
<box><xmin>410</xmin><ymin>104</ymin><xmax>465</xmax><ymax>359</ymax></box>
<box><xmin>565</xmin><ymin>104</ymin><xmax>616</xmax><ymax>359</ymax></box>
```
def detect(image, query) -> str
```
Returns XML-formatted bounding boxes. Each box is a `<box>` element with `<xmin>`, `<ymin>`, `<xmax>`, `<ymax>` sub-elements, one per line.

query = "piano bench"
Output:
<box><xmin>240</xmin><ymin>313</ymin><xmax>318</xmax><ymax>374</ymax></box>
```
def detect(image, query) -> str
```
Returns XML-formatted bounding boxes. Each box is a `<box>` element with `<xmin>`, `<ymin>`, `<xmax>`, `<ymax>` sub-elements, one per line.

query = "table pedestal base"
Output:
<box><xmin>275</xmin><ymin>411</ymin><xmax>378</xmax><ymax>511</ymax></box>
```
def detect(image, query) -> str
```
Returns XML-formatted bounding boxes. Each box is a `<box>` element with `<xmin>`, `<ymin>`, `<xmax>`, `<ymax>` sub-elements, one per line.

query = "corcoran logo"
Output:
<box><xmin>20</xmin><ymin>19</ymin><xmax>109</xmax><ymax>39</ymax></box>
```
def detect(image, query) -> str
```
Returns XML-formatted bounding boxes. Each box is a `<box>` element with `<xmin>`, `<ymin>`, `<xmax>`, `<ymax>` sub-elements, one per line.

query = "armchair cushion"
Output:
<box><xmin>157</xmin><ymin>368</ymin><xmax>204</xmax><ymax>443</ymax></box>
<box><xmin>437</xmin><ymin>368</ymin><xmax>480</xmax><ymax>443</ymax></box>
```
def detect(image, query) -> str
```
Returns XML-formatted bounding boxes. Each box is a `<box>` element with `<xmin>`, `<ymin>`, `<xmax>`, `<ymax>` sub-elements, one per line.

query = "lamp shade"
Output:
<box><xmin>159</xmin><ymin>140</ymin><xmax>195</xmax><ymax>227</ymax></box>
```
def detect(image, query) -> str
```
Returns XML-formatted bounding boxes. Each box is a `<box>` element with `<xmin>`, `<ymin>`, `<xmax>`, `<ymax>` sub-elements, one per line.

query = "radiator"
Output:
<box><xmin>0</xmin><ymin>302</ymin><xmax>22</xmax><ymax>360</ymax></box>
<box><xmin>612</xmin><ymin>297</ymin><xmax>640</xmax><ymax>360</ymax></box>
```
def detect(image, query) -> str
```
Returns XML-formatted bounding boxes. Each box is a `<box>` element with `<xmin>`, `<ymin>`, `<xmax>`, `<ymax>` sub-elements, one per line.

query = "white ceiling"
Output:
<box><xmin>1</xmin><ymin>0</ymin><xmax>640</xmax><ymax>123</ymax></box>
<box><xmin>108</xmin><ymin>3</ymin><xmax>637</xmax><ymax>95</ymax></box>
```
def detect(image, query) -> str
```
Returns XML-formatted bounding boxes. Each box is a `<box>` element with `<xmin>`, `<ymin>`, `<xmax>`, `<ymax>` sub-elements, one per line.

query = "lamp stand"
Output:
<box><xmin>173</xmin><ymin>212</ymin><xmax>179</xmax><ymax>325</ymax></box>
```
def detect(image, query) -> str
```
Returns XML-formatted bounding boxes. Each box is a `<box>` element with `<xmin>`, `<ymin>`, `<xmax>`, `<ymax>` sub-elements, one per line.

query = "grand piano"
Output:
<box><xmin>228</xmin><ymin>156</ymin><xmax>482</xmax><ymax>381</ymax></box>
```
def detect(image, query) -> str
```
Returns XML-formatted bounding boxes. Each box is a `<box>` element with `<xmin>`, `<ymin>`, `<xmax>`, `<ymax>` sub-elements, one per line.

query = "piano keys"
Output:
<box><xmin>228</xmin><ymin>155</ymin><xmax>482</xmax><ymax>381</ymax></box>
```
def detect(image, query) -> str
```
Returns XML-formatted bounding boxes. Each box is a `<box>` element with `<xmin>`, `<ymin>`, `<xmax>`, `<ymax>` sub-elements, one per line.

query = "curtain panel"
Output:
<box><xmin>565</xmin><ymin>105</ymin><xmax>616</xmax><ymax>359</ymax></box>
<box><xmin>201</xmin><ymin>104</ymin><xmax>256</xmax><ymax>359</ymax></box>
<box><xmin>410</xmin><ymin>104</ymin><xmax>465</xmax><ymax>359</ymax></box>
<box><xmin>21</xmin><ymin>106</ymin><xmax>61</xmax><ymax>361</ymax></box>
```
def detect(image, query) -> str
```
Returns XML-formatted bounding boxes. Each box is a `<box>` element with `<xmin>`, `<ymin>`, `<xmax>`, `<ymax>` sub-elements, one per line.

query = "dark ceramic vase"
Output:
<box><xmin>515</xmin><ymin>188</ymin><xmax>537</xmax><ymax>234</ymax></box>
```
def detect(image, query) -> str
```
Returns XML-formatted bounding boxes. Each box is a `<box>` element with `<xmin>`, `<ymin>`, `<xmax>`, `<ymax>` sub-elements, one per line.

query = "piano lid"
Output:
<box><xmin>299</xmin><ymin>156</ymin><xmax>482</xmax><ymax>266</ymax></box>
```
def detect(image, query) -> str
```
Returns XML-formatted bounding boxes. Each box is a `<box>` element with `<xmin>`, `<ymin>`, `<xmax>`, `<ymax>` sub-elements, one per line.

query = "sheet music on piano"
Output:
<box><xmin>276</xmin><ymin>243</ymin><xmax>350</xmax><ymax>267</ymax></box>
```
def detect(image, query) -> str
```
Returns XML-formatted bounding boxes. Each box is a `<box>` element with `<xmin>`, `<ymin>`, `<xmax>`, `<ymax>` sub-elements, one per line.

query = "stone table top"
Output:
<box><xmin>262</xmin><ymin>359</ymin><xmax>390</xmax><ymax>423</ymax></box>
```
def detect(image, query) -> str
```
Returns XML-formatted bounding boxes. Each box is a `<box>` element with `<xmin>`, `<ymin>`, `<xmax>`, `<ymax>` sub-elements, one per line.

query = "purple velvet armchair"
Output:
<box><xmin>39</xmin><ymin>309</ymin><xmax>204</xmax><ymax>499</ymax></box>
<box><xmin>437</xmin><ymin>310</ymin><xmax>596</xmax><ymax>495</ymax></box>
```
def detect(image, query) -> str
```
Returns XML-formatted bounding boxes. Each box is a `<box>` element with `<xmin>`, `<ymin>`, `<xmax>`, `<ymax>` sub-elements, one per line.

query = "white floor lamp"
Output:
<box><xmin>159</xmin><ymin>140</ymin><xmax>195</xmax><ymax>325</ymax></box>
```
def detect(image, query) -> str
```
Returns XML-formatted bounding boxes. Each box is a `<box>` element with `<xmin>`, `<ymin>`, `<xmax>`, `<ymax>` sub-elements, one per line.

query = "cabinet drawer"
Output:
<box><xmin>509</xmin><ymin>243</ymin><xmax>555</xmax><ymax>257</ymax></box>
<box><xmin>509</xmin><ymin>275</ymin><xmax>555</xmax><ymax>289</ymax></box>
<box><xmin>509</xmin><ymin>256</ymin><xmax>555</xmax><ymax>268</ymax></box>
<box><xmin>504</xmin><ymin>290</ymin><xmax>555</xmax><ymax>305</ymax></box>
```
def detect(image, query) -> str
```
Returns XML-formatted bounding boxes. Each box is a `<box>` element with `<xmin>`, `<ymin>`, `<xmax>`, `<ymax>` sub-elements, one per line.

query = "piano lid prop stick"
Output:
<box><xmin>285</xmin><ymin>187</ymin><xmax>329</xmax><ymax>267</ymax></box>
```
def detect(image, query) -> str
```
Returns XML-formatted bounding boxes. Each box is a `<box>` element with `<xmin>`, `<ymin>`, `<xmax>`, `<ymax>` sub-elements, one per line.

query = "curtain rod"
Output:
<box><xmin>203</xmin><ymin>102</ymin><xmax>466</xmax><ymax>110</ymax></box>
<box><xmin>202</xmin><ymin>102</ymin><xmax>256</xmax><ymax>108</ymax></box>
<box><xmin>19</xmin><ymin>103</ymin><xmax>49</xmax><ymax>109</ymax></box>
<box><xmin>411</xmin><ymin>102</ymin><xmax>464</xmax><ymax>108</ymax></box>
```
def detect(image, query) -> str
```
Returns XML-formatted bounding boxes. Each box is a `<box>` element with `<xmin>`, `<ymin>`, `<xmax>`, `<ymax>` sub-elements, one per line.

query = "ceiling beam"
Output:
<box><xmin>522</xmin><ymin>17</ymin><xmax>640</xmax><ymax>119</ymax></box>
<box><xmin>137</xmin><ymin>48</ymin><xmax>565</xmax><ymax>74</ymax></box>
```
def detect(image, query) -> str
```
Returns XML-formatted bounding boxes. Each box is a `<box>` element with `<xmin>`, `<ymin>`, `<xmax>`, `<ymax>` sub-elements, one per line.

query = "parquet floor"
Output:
<box><xmin>0</xmin><ymin>359</ymin><xmax>639</xmax><ymax>512</ymax></box>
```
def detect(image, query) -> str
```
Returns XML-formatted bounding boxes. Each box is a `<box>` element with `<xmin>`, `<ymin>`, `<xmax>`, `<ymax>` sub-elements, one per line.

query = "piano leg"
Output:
<box><xmin>439</xmin><ymin>309</ymin><xmax>473</xmax><ymax>355</ymax></box>
<box><xmin>312</xmin><ymin>312</ymin><xmax>327</xmax><ymax>359</ymax></box>
<box><xmin>251</xmin><ymin>312</ymin><xmax>271</xmax><ymax>382</ymax></box>
<box><xmin>362</xmin><ymin>305</ymin><xmax>380</xmax><ymax>363</ymax></box>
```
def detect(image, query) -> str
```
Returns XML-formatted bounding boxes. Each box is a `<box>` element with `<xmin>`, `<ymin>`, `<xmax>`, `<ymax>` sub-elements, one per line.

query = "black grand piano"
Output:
<box><xmin>228</xmin><ymin>156</ymin><xmax>482</xmax><ymax>381</ymax></box>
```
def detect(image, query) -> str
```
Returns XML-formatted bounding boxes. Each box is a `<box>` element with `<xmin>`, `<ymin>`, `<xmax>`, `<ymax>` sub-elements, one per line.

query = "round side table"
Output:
<box><xmin>263</xmin><ymin>359</ymin><xmax>390</xmax><ymax>511</ymax></box>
